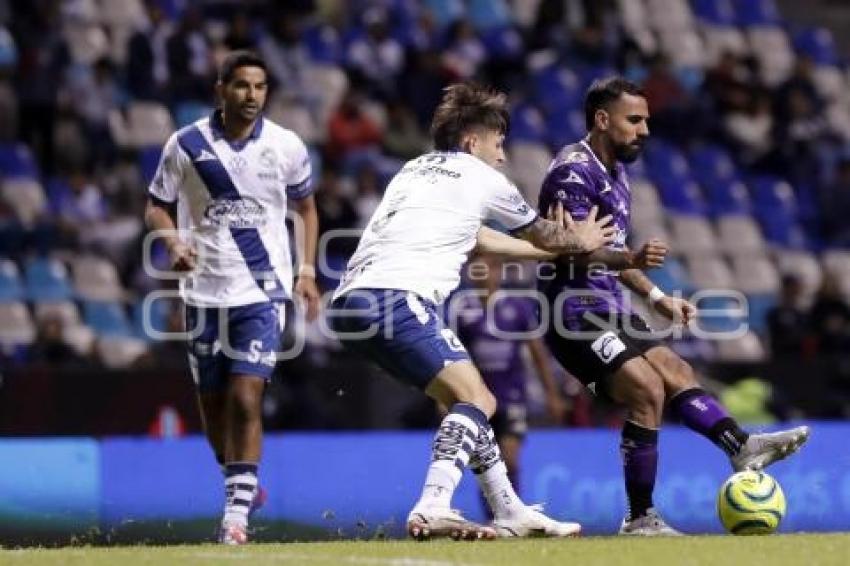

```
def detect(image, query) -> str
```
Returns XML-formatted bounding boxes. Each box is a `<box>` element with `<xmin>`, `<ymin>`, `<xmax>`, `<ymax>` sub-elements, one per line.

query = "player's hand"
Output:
<box><xmin>654</xmin><ymin>296</ymin><xmax>697</xmax><ymax>325</ymax></box>
<box><xmin>632</xmin><ymin>239</ymin><xmax>668</xmax><ymax>269</ymax></box>
<box><xmin>294</xmin><ymin>275</ymin><xmax>321</xmax><ymax>322</ymax></box>
<box><xmin>549</xmin><ymin>203</ymin><xmax>616</xmax><ymax>253</ymax></box>
<box><xmin>167</xmin><ymin>240</ymin><xmax>197</xmax><ymax>272</ymax></box>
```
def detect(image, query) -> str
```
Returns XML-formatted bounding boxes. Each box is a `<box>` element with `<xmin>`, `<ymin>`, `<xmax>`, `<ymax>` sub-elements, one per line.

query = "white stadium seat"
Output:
<box><xmin>730</xmin><ymin>255</ymin><xmax>780</xmax><ymax>294</ymax></box>
<box><xmin>715</xmin><ymin>330</ymin><xmax>766</xmax><ymax>362</ymax></box>
<box><xmin>0</xmin><ymin>302</ymin><xmax>35</xmax><ymax>345</ymax></box>
<box><xmin>72</xmin><ymin>255</ymin><xmax>126</xmax><ymax>302</ymax></box>
<box><xmin>686</xmin><ymin>255</ymin><xmax>734</xmax><ymax>289</ymax></box>
<box><xmin>669</xmin><ymin>215</ymin><xmax>719</xmax><ymax>255</ymax></box>
<box><xmin>716</xmin><ymin>215</ymin><xmax>766</xmax><ymax>256</ymax></box>
<box><xmin>97</xmin><ymin>336</ymin><xmax>148</xmax><ymax>369</ymax></box>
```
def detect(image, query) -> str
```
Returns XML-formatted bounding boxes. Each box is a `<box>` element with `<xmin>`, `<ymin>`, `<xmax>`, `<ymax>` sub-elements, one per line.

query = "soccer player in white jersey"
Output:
<box><xmin>329</xmin><ymin>83</ymin><xmax>616</xmax><ymax>539</ymax></box>
<box><xmin>144</xmin><ymin>51</ymin><xmax>320</xmax><ymax>545</ymax></box>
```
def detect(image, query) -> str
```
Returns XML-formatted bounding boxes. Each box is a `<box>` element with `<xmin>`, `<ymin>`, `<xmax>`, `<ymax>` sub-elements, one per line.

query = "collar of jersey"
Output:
<box><xmin>209</xmin><ymin>110</ymin><xmax>264</xmax><ymax>150</ymax></box>
<box><xmin>580</xmin><ymin>138</ymin><xmax>623</xmax><ymax>181</ymax></box>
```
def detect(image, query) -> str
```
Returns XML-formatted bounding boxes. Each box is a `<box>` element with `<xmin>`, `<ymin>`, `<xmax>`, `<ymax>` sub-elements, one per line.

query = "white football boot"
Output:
<box><xmin>219</xmin><ymin>522</ymin><xmax>248</xmax><ymax>545</ymax></box>
<box><xmin>731</xmin><ymin>425</ymin><xmax>810</xmax><ymax>472</ymax></box>
<box><xmin>492</xmin><ymin>504</ymin><xmax>582</xmax><ymax>538</ymax></box>
<box><xmin>407</xmin><ymin>507</ymin><xmax>497</xmax><ymax>541</ymax></box>
<box><xmin>619</xmin><ymin>508</ymin><xmax>683</xmax><ymax>536</ymax></box>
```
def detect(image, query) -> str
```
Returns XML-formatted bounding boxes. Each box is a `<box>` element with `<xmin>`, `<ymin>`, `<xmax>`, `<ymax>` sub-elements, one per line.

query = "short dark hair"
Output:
<box><xmin>584</xmin><ymin>77</ymin><xmax>645</xmax><ymax>131</ymax></box>
<box><xmin>430</xmin><ymin>82</ymin><xmax>509</xmax><ymax>151</ymax></box>
<box><xmin>218</xmin><ymin>50</ymin><xmax>268</xmax><ymax>84</ymax></box>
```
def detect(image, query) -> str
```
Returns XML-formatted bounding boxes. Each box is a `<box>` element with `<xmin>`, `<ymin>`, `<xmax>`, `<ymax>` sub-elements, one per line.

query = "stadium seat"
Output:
<box><xmin>173</xmin><ymin>101</ymin><xmax>213</xmax><ymax>129</ymax></box>
<box><xmin>658</xmin><ymin>29</ymin><xmax>706</xmax><ymax>69</ymax></box>
<box><xmin>646</xmin><ymin>0</ymin><xmax>695</xmax><ymax>31</ymax></box>
<box><xmin>745</xmin><ymin>293</ymin><xmax>777</xmax><ymax>335</ymax></box>
<box><xmin>0</xmin><ymin>143</ymin><xmax>39</xmax><ymax>179</ymax></box>
<box><xmin>695</xmin><ymin>294</ymin><xmax>746</xmax><ymax>333</ymax></box>
<box><xmin>132</xmin><ymin>298</ymin><xmax>171</xmax><ymax>340</ymax></box>
<box><xmin>746</xmin><ymin>27</ymin><xmax>794</xmax><ymax>86</ymax></box>
<box><xmin>647</xmin><ymin>256</ymin><xmax>694</xmax><ymax>294</ymax></box>
<box><xmin>304</xmin><ymin>65</ymin><xmax>349</xmax><ymax>129</ymax></box>
<box><xmin>108</xmin><ymin>101</ymin><xmax>175</xmax><ymax>149</ymax></box>
<box><xmin>700</xmin><ymin>25</ymin><xmax>749</xmax><ymax>65</ymax></box>
<box><xmin>533</xmin><ymin>65</ymin><xmax>583</xmax><ymax>116</ymax></box>
<box><xmin>793</xmin><ymin>27</ymin><xmax>838</xmax><ymax>66</ymax></box>
<box><xmin>690</xmin><ymin>145</ymin><xmax>737</xmax><ymax>185</ymax></box>
<box><xmin>821</xmin><ymin>250</ymin><xmax>850</xmax><ymax>300</ymax></box>
<box><xmin>302</xmin><ymin>24</ymin><xmax>343</xmax><ymax>64</ymax></box>
<box><xmin>704</xmin><ymin>179</ymin><xmax>752</xmax><ymax>216</ymax></box>
<box><xmin>644</xmin><ymin>140</ymin><xmax>692</xmax><ymax>186</ymax></box>
<box><xmin>0</xmin><ymin>301</ymin><xmax>36</xmax><ymax>345</ymax></box>
<box><xmin>631</xmin><ymin>218</ymin><xmax>671</xmax><ymax>251</ymax></box>
<box><xmin>138</xmin><ymin>145</ymin><xmax>162</xmax><ymax>186</ymax></box>
<box><xmin>34</xmin><ymin>300</ymin><xmax>81</xmax><ymax>327</ymax></box>
<box><xmin>656</xmin><ymin>179</ymin><xmax>708</xmax><ymax>215</ymax></box>
<box><xmin>730</xmin><ymin>255</ymin><xmax>780</xmax><ymax>293</ymax></box>
<box><xmin>480</xmin><ymin>25</ymin><xmax>524</xmax><ymax>61</ymax></box>
<box><xmin>508</xmin><ymin>102</ymin><xmax>547</xmax><ymax>144</ymax></box>
<box><xmin>631</xmin><ymin>180</ymin><xmax>665</xmax><ymax>225</ymax></box>
<box><xmin>714</xmin><ymin>330</ymin><xmax>766</xmax><ymax>362</ymax></box>
<box><xmin>812</xmin><ymin>65</ymin><xmax>845</xmax><ymax>103</ymax></box>
<box><xmin>97</xmin><ymin>336</ymin><xmax>148</xmax><ymax>369</ymax></box>
<box><xmin>691</xmin><ymin>0</ymin><xmax>737</xmax><ymax>25</ymax></box>
<box><xmin>266</xmin><ymin>96</ymin><xmax>320</xmax><ymax>145</ymax></box>
<box><xmin>716</xmin><ymin>215</ymin><xmax>765</xmax><ymax>255</ymax></box>
<box><xmin>686</xmin><ymin>255</ymin><xmax>734</xmax><ymax>288</ymax></box>
<box><xmin>25</xmin><ymin>257</ymin><xmax>74</xmax><ymax>301</ymax></box>
<box><xmin>467</xmin><ymin>0</ymin><xmax>511</xmax><ymax>31</ymax></box>
<box><xmin>1</xmin><ymin>178</ymin><xmax>47</xmax><ymax>227</ymax></box>
<box><xmin>72</xmin><ymin>255</ymin><xmax>125</xmax><ymax>302</ymax></box>
<box><xmin>64</xmin><ymin>21</ymin><xmax>110</xmax><ymax>65</ymax></box>
<box><xmin>83</xmin><ymin>301</ymin><xmax>133</xmax><ymax>337</ymax></box>
<box><xmin>734</xmin><ymin>0</ymin><xmax>782</xmax><ymax>26</ymax></box>
<box><xmin>669</xmin><ymin>216</ymin><xmax>719</xmax><ymax>255</ymax></box>
<box><xmin>508</xmin><ymin>142</ymin><xmax>552</xmax><ymax>202</ymax></box>
<box><xmin>0</xmin><ymin>258</ymin><xmax>24</xmax><ymax>301</ymax></box>
<box><xmin>63</xmin><ymin>323</ymin><xmax>96</xmax><ymax>356</ymax></box>
<box><xmin>544</xmin><ymin>108</ymin><xmax>585</xmax><ymax>151</ymax></box>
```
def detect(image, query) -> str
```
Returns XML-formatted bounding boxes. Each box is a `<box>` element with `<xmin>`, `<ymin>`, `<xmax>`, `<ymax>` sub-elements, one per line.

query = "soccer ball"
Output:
<box><xmin>717</xmin><ymin>470</ymin><xmax>786</xmax><ymax>535</ymax></box>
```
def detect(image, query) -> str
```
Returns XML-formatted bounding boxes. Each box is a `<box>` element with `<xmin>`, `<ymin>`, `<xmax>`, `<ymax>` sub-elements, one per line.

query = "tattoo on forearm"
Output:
<box><xmin>528</xmin><ymin>219</ymin><xmax>587</xmax><ymax>253</ymax></box>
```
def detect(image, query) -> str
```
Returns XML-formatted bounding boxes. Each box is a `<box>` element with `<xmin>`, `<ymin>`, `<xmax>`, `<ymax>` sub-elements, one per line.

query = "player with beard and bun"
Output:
<box><xmin>537</xmin><ymin>77</ymin><xmax>810</xmax><ymax>535</ymax></box>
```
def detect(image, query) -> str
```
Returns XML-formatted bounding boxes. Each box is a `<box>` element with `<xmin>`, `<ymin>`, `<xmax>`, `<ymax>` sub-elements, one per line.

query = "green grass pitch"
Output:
<box><xmin>3</xmin><ymin>534</ymin><xmax>849</xmax><ymax>566</ymax></box>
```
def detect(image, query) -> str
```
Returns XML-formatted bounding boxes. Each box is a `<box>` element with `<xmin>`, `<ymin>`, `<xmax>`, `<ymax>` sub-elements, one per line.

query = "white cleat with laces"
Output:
<box><xmin>492</xmin><ymin>504</ymin><xmax>582</xmax><ymax>538</ymax></box>
<box><xmin>619</xmin><ymin>508</ymin><xmax>683</xmax><ymax>537</ymax></box>
<box><xmin>731</xmin><ymin>425</ymin><xmax>810</xmax><ymax>472</ymax></box>
<box><xmin>407</xmin><ymin>507</ymin><xmax>497</xmax><ymax>541</ymax></box>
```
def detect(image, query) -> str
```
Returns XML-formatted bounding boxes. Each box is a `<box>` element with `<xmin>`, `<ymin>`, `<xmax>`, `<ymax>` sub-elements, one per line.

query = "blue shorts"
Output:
<box><xmin>185</xmin><ymin>301</ymin><xmax>285</xmax><ymax>392</ymax></box>
<box><xmin>329</xmin><ymin>289</ymin><xmax>471</xmax><ymax>390</ymax></box>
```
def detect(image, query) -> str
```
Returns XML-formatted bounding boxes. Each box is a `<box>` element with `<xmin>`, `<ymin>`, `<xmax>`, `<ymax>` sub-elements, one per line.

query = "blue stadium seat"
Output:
<box><xmin>138</xmin><ymin>145</ymin><xmax>163</xmax><ymax>186</ymax></box>
<box><xmin>0</xmin><ymin>143</ymin><xmax>38</xmax><ymax>179</ymax></box>
<box><xmin>647</xmin><ymin>257</ymin><xmax>695</xmax><ymax>294</ymax></box>
<box><xmin>734</xmin><ymin>0</ymin><xmax>782</xmax><ymax>26</ymax></box>
<box><xmin>423</xmin><ymin>0</ymin><xmax>465</xmax><ymax>29</ymax></box>
<box><xmin>793</xmin><ymin>27</ymin><xmax>838</xmax><ymax>66</ymax></box>
<box><xmin>745</xmin><ymin>294</ymin><xmax>777</xmax><ymax>335</ymax></box>
<box><xmin>690</xmin><ymin>145</ymin><xmax>738</xmax><ymax>186</ymax></box>
<box><xmin>655</xmin><ymin>179</ymin><xmax>708</xmax><ymax>215</ymax></box>
<box><xmin>508</xmin><ymin>102</ymin><xmax>547</xmax><ymax>144</ymax></box>
<box><xmin>691</xmin><ymin>0</ymin><xmax>737</xmax><ymax>25</ymax></box>
<box><xmin>24</xmin><ymin>257</ymin><xmax>73</xmax><ymax>301</ymax></box>
<box><xmin>695</xmin><ymin>296</ymin><xmax>746</xmax><ymax>333</ymax></box>
<box><xmin>544</xmin><ymin>108</ymin><xmax>585</xmax><ymax>151</ymax></box>
<box><xmin>303</xmin><ymin>24</ymin><xmax>343</xmax><ymax>64</ymax></box>
<box><xmin>754</xmin><ymin>207</ymin><xmax>807</xmax><ymax>248</ymax></box>
<box><xmin>83</xmin><ymin>301</ymin><xmax>133</xmax><ymax>337</ymax></box>
<box><xmin>481</xmin><ymin>25</ymin><xmax>523</xmax><ymax>61</ymax></box>
<box><xmin>0</xmin><ymin>258</ymin><xmax>24</xmax><ymax>302</ymax></box>
<box><xmin>643</xmin><ymin>140</ymin><xmax>692</xmax><ymax>187</ymax></box>
<box><xmin>467</xmin><ymin>0</ymin><xmax>511</xmax><ymax>31</ymax></box>
<box><xmin>703</xmin><ymin>178</ymin><xmax>752</xmax><ymax>216</ymax></box>
<box><xmin>132</xmin><ymin>298</ymin><xmax>171</xmax><ymax>340</ymax></box>
<box><xmin>173</xmin><ymin>101</ymin><xmax>213</xmax><ymax>128</ymax></box>
<box><xmin>533</xmin><ymin>65</ymin><xmax>583</xmax><ymax>116</ymax></box>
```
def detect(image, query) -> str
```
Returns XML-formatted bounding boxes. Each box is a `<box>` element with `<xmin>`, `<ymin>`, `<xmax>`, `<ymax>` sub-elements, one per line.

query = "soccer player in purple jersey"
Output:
<box><xmin>537</xmin><ymin>77</ymin><xmax>810</xmax><ymax>535</ymax></box>
<box><xmin>454</xmin><ymin>255</ymin><xmax>566</xmax><ymax>498</ymax></box>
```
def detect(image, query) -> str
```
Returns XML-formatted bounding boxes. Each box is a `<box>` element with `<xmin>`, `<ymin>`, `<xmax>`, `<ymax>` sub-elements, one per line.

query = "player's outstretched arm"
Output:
<box><xmin>620</xmin><ymin>268</ymin><xmax>696</xmax><ymax>324</ymax></box>
<box><xmin>474</xmin><ymin>226</ymin><xmax>557</xmax><ymax>260</ymax></box>
<box><xmin>581</xmin><ymin>238</ymin><xmax>668</xmax><ymax>270</ymax></box>
<box><xmin>518</xmin><ymin>204</ymin><xmax>616</xmax><ymax>254</ymax></box>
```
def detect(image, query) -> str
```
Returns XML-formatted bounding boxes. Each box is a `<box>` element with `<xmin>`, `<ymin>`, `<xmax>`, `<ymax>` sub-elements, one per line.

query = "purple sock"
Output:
<box><xmin>621</xmin><ymin>421</ymin><xmax>658</xmax><ymax>521</ymax></box>
<box><xmin>668</xmin><ymin>388</ymin><xmax>749</xmax><ymax>456</ymax></box>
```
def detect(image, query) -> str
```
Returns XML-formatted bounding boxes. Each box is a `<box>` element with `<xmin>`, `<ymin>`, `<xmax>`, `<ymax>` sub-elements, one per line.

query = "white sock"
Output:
<box><xmin>413</xmin><ymin>406</ymin><xmax>480</xmax><ymax>512</ymax></box>
<box><xmin>222</xmin><ymin>463</ymin><xmax>258</xmax><ymax>527</ymax></box>
<box><xmin>471</xmin><ymin>425</ymin><xmax>525</xmax><ymax>520</ymax></box>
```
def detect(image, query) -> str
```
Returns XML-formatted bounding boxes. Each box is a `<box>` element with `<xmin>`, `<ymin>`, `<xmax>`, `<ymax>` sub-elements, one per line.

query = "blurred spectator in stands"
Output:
<box><xmin>258</xmin><ymin>11</ymin><xmax>312</xmax><ymax>99</ymax></box>
<box><xmin>774</xmin><ymin>82</ymin><xmax>828</xmax><ymax>184</ymax></box>
<box><xmin>641</xmin><ymin>53</ymin><xmax>692</xmax><ymax>140</ymax></box>
<box><xmin>704</xmin><ymin>51</ymin><xmax>752</xmax><ymax>118</ymax></box>
<box><xmin>382</xmin><ymin>99</ymin><xmax>427</xmax><ymax>160</ymax></box>
<box><xmin>353</xmin><ymin>164</ymin><xmax>381</xmax><ymax>228</ymax></box>
<box><xmin>50</xmin><ymin>166</ymin><xmax>107</xmax><ymax>249</ymax></box>
<box><xmin>64</xmin><ymin>57</ymin><xmax>124</xmax><ymax>165</ymax></box>
<box><xmin>819</xmin><ymin>154</ymin><xmax>850</xmax><ymax>247</ymax></box>
<box><xmin>326</xmin><ymin>89</ymin><xmax>382</xmax><ymax>164</ymax></box>
<box><xmin>776</xmin><ymin>56</ymin><xmax>820</xmax><ymax>124</ymax></box>
<box><xmin>723</xmin><ymin>90</ymin><xmax>774</xmax><ymax>167</ymax></box>
<box><xmin>224</xmin><ymin>11</ymin><xmax>257</xmax><ymax>52</ymax></box>
<box><xmin>12</xmin><ymin>2</ymin><xmax>69</xmax><ymax>174</ymax></box>
<box><xmin>126</xmin><ymin>0</ymin><xmax>173</xmax><ymax>101</ymax></box>
<box><xmin>315</xmin><ymin>167</ymin><xmax>358</xmax><ymax>257</ymax></box>
<box><xmin>399</xmin><ymin>49</ymin><xmax>451</xmax><ymax>128</ymax></box>
<box><xmin>30</xmin><ymin>315</ymin><xmax>86</xmax><ymax>367</ymax></box>
<box><xmin>809</xmin><ymin>273</ymin><xmax>850</xmax><ymax>355</ymax></box>
<box><xmin>766</xmin><ymin>275</ymin><xmax>810</xmax><ymax>359</ymax></box>
<box><xmin>345</xmin><ymin>6</ymin><xmax>404</xmax><ymax>99</ymax></box>
<box><xmin>166</xmin><ymin>5</ymin><xmax>212</xmax><ymax>102</ymax></box>
<box><xmin>441</xmin><ymin>19</ymin><xmax>486</xmax><ymax>81</ymax></box>
<box><xmin>0</xmin><ymin>24</ymin><xmax>18</xmax><ymax>141</ymax></box>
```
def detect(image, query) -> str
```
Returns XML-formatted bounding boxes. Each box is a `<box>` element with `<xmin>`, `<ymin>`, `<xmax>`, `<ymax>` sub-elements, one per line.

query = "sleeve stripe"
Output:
<box><xmin>147</xmin><ymin>192</ymin><xmax>176</xmax><ymax>206</ymax></box>
<box><xmin>508</xmin><ymin>212</ymin><xmax>539</xmax><ymax>234</ymax></box>
<box><xmin>286</xmin><ymin>177</ymin><xmax>313</xmax><ymax>200</ymax></box>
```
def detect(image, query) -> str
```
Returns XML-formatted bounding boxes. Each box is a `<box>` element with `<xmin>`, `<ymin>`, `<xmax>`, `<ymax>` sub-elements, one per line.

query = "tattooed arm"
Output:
<box><xmin>516</xmin><ymin>204</ymin><xmax>616</xmax><ymax>254</ymax></box>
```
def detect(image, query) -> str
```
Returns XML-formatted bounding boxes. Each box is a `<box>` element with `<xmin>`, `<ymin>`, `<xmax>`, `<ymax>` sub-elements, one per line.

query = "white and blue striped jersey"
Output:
<box><xmin>148</xmin><ymin>111</ymin><xmax>312</xmax><ymax>307</ymax></box>
<box><xmin>334</xmin><ymin>151</ymin><xmax>538</xmax><ymax>304</ymax></box>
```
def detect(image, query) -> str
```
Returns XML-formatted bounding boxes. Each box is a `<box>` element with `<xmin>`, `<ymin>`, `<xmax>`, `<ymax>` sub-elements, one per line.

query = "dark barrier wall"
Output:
<box><xmin>0</xmin><ymin>423</ymin><xmax>847</xmax><ymax>545</ymax></box>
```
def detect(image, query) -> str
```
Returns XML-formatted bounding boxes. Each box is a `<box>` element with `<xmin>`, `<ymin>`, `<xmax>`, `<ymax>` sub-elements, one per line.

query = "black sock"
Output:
<box><xmin>621</xmin><ymin>421</ymin><xmax>659</xmax><ymax>521</ymax></box>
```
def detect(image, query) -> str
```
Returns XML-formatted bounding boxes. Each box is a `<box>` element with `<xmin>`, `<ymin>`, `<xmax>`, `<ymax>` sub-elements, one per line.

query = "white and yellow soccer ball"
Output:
<box><xmin>717</xmin><ymin>470</ymin><xmax>786</xmax><ymax>535</ymax></box>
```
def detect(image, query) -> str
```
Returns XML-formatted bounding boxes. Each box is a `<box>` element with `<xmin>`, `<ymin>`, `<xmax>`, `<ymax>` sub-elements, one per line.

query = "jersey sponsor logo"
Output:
<box><xmin>195</xmin><ymin>149</ymin><xmax>217</xmax><ymax>162</ymax></box>
<box><xmin>564</xmin><ymin>151</ymin><xmax>589</xmax><ymax>164</ymax></box>
<box><xmin>590</xmin><ymin>331</ymin><xmax>626</xmax><ymax>364</ymax></box>
<box><xmin>565</xmin><ymin>170</ymin><xmax>584</xmax><ymax>185</ymax></box>
<box><xmin>203</xmin><ymin>196</ymin><xmax>267</xmax><ymax>228</ymax></box>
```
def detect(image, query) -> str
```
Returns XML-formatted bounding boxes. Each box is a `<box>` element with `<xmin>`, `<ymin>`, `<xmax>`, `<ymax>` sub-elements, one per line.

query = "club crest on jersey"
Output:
<box><xmin>203</xmin><ymin>196</ymin><xmax>267</xmax><ymax>228</ymax></box>
<box><xmin>229</xmin><ymin>155</ymin><xmax>248</xmax><ymax>175</ymax></box>
<box><xmin>259</xmin><ymin>148</ymin><xmax>277</xmax><ymax>169</ymax></box>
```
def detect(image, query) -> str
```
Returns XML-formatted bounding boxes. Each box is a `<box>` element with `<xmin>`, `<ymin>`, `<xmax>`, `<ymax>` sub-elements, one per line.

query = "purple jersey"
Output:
<box><xmin>455</xmin><ymin>294</ymin><xmax>536</xmax><ymax>404</ymax></box>
<box><xmin>538</xmin><ymin>140</ymin><xmax>632</xmax><ymax>328</ymax></box>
